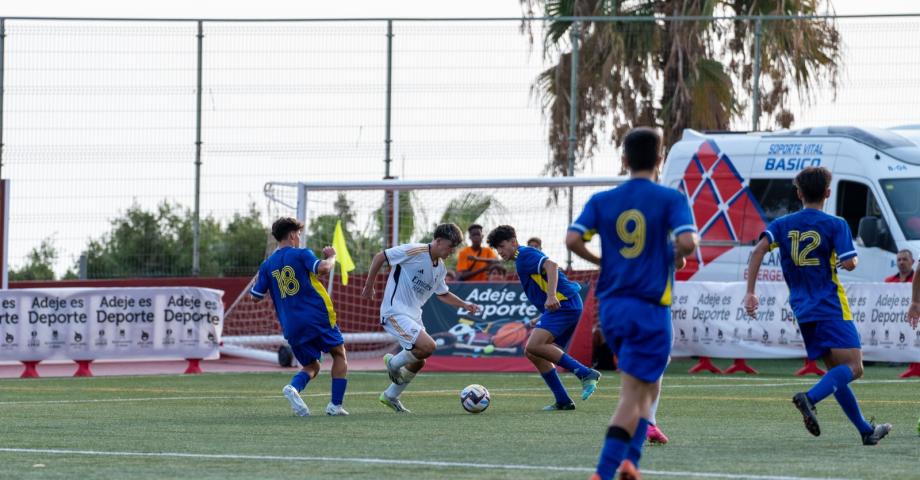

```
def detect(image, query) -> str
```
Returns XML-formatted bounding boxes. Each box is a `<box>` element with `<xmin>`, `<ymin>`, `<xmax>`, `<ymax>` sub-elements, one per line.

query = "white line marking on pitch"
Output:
<box><xmin>0</xmin><ymin>378</ymin><xmax>914</xmax><ymax>406</ymax></box>
<box><xmin>0</xmin><ymin>447</ymin><xmax>856</xmax><ymax>480</ymax></box>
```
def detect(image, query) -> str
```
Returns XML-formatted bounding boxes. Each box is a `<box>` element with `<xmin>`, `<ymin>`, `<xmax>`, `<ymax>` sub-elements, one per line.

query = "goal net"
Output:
<box><xmin>223</xmin><ymin>177</ymin><xmax>623</xmax><ymax>364</ymax></box>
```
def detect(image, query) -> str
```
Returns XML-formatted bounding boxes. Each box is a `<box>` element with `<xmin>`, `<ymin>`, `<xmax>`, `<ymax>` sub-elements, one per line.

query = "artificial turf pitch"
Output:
<box><xmin>1</xmin><ymin>359</ymin><xmax>917</xmax><ymax>479</ymax></box>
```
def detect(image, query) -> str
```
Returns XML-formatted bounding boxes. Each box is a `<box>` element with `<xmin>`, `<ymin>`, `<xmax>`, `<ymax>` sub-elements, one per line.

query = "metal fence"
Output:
<box><xmin>1</xmin><ymin>15</ymin><xmax>918</xmax><ymax>278</ymax></box>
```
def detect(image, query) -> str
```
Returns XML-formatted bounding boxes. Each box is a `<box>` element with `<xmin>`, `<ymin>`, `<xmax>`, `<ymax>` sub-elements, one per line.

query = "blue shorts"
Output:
<box><xmin>600</xmin><ymin>296</ymin><xmax>671</xmax><ymax>383</ymax></box>
<box><xmin>535</xmin><ymin>308</ymin><xmax>583</xmax><ymax>349</ymax></box>
<box><xmin>289</xmin><ymin>326</ymin><xmax>345</xmax><ymax>365</ymax></box>
<box><xmin>799</xmin><ymin>320</ymin><xmax>861</xmax><ymax>360</ymax></box>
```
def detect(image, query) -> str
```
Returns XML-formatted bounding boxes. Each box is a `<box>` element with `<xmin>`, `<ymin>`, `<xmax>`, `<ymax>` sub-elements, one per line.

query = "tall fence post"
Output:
<box><xmin>383</xmin><ymin>20</ymin><xmax>395</xmax><ymax>248</ymax></box>
<box><xmin>0</xmin><ymin>18</ymin><xmax>6</xmax><ymax>179</ymax></box>
<box><xmin>566</xmin><ymin>21</ymin><xmax>581</xmax><ymax>270</ymax></box>
<box><xmin>193</xmin><ymin>20</ymin><xmax>204</xmax><ymax>276</ymax></box>
<box><xmin>752</xmin><ymin>17</ymin><xmax>763</xmax><ymax>132</ymax></box>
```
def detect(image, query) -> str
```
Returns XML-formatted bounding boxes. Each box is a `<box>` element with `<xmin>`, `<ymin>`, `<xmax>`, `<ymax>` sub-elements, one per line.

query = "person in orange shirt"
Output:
<box><xmin>884</xmin><ymin>249</ymin><xmax>915</xmax><ymax>283</ymax></box>
<box><xmin>456</xmin><ymin>224</ymin><xmax>500</xmax><ymax>281</ymax></box>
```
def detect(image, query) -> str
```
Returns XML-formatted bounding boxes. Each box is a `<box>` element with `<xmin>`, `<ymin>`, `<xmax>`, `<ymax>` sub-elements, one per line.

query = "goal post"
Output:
<box><xmin>223</xmin><ymin>176</ymin><xmax>626</xmax><ymax>365</ymax></box>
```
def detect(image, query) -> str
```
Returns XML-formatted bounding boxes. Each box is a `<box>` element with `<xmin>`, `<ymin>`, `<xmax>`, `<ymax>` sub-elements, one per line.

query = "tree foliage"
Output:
<box><xmin>82</xmin><ymin>202</ymin><xmax>268</xmax><ymax>278</ymax></box>
<box><xmin>522</xmin><ymin>0</ymin><xmax>840</xmax><ymax>174</ymax></box>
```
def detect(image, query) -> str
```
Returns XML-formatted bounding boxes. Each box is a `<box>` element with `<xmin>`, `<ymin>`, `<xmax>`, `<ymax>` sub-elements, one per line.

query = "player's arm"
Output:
<box><xmin>542</xmin><ymin>258</ymin><xmax>561</xmax><ymax>312</ymax></box>
<box><xmin>315</xmin><ymin>246</ymin><xmax>336</xmax><ymax>275</ymax></box>
<box><xmin>436</xmin><ymin>291</ymin><xmax>481</xmax><ymax>314</ymax></box>
<box><xmin>565</xmin><ymin>231</ymin><xmax>600</xmax><ymax>266</ymax></box>
<box><xmin>743</xmin><ymin>237</ymin><xmax>771</xmax><ymax>316</ymax></box>
<box><xmin>834</xmin><ymin>218</ymin><xmax>858</xmax><ymax>271</ymax></box>
<box><xmin>909</xmin><ymin>265</ymin><xmax>920</xmax><ymax>328</ymax></box>
<box><xmin>249</xmin><ymin>267</ymin><xmax>269</xmax><ymax>303</ymax></box>
<box><xmin>361</xmin><ymin>251</ymin><xmax>387</xmax><ymax>299</ymax></box>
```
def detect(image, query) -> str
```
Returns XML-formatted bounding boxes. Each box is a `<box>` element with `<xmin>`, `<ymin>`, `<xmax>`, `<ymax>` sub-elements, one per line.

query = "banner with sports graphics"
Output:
<box><xmin>671</xmin><ymin>282</ymin><xmax>920</xmax><ymax>362</ymax></box>
<box><xmin>0</xmin><ymin>287</ymin><xmax>223</xmax><ymax>362</ymax></box>
<box><xmin>421</xmin><ymin>282</ymin><xmax>592</xmax><ymax>373</ymax></box>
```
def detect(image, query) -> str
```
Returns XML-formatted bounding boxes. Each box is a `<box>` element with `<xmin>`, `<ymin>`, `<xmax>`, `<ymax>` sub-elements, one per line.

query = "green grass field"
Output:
<box><xmin>0</xmin><ymin>359</ymin><xmax>917</xmax><ymax>479</ymax></box>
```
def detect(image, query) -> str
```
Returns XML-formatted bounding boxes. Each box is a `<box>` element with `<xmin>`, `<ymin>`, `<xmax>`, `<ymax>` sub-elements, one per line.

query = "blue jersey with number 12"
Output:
<box><xmin>251</xmin><ymin>246</ymin><xmax>337</xmax><ymax>342</ymax></box>
<box><xmin>515</xmin><ymin>246</ymin><xmax>582</xmax><ymax>313</ymax></box>
<box><xmin>569</xmin><ymin>178</ymin><xmax>695</xmax><ymax>305</ymax></box>
<box><xmin>763</xmin><ymin>208</ymin><xmax>857</xmax><ymax>323</ymax></box>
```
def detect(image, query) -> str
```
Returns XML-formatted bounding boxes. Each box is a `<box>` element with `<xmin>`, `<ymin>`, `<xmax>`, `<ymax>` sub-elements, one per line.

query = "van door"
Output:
<box><xmin>834</xmin><ymin>178</ymin><xmax>898</xmax><ymax>281</ymax></box>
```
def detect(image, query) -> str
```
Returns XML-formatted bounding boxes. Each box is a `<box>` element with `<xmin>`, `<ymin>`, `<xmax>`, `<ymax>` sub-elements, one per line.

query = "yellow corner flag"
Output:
<box><xmin>332</xmin><ymin>220</ymin><xmax>356</xmax><ymax>285</ymax></box>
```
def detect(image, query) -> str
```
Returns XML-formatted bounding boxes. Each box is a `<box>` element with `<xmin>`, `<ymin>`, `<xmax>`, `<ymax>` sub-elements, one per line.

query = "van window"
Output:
<box><xmin>837</xmin><ymin>180</ymin><xmax>896</xmax><ymax>252</ymax></box>
<box><xmin>880</xmin><ymin>179</ymin><xmax>920</xmax><ymax>240</ymax></box>
<box><xmin>747</xmin><ymin>179</ymin><xmax>801</xmax><ymax>221</ymax></box>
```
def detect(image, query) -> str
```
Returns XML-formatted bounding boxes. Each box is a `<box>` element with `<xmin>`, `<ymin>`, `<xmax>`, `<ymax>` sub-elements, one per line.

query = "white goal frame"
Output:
<box><xmin>223</xmin><ymin>176</ymin><xmax>627</xmax><ymax>364</ymax></box>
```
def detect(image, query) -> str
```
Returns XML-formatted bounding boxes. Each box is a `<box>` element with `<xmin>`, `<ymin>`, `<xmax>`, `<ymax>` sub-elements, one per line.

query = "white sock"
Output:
<box><xmin>384</xmin><ymin>382</ymin><xmax>408</xmax><ymax>399</ymax></box>
<box><xmin>649</xmin><ymin>383</ymin><xmax>662</xmax><ymax>425</ymax></box>
<box><xmin>401</xmin><ymin>368</ymin><xmax>417</xmax><ymax>383</ymax></box>
<box><xmin>390</xmin><ymin>349</ymin><xmax>419</xmax><ymax>370</ymax></box>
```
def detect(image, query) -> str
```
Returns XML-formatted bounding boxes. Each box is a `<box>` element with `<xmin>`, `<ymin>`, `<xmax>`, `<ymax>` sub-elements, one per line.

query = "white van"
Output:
<box><xmin>661</xmin><ymin>126</ymin><xmax>920</xmax><ymax>282</ymax></box>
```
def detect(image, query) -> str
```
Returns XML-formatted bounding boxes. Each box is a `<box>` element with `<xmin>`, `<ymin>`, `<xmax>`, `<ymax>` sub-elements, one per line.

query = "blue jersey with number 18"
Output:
<box><xmin>568</xmin><ymin>178</ymin><xmax>695</xmax><ymax>306</ymax></box>
<box><xmin>250</xmin><ymin>246</ymin><xmax>337</xmax><ymax>342</ymax></box>
<box><xmin>763</xmin><ymin>208</ymin><xmax>857</xmax><ymax>323</ymax></box>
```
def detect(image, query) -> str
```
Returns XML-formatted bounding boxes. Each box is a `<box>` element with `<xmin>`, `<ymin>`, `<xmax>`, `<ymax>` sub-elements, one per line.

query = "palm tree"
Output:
<box><xmin>522</xmin><ymin>0</ymin><xmax>840</xmax><ymax>175</ymax></box>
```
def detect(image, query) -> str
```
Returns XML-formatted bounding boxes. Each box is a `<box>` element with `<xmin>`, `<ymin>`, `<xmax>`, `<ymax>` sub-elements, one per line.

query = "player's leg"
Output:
<box><xmin>282</xmin><ymin>341</ymin><xmax>321</xmax><ymax>417</ymax></box>
<box><xmin>524</xmin><ymin>330</ymin><xmax>575</xmax><ymax>410</ymax></box>
<box><xmin>592</xmin><ymin>298</ymin><xmax>669</xmax><ymax>480</ymax></box>
<box><xmin>823</xmin><ymin>347</ymin><xmax>890</xmax><ymax>444</ymax></box>
<box><xmin>325</xmin><ymin>340</ymin><xmax>350</xmax><ymax>416</ymax></box>
<box><xmin>527</xmin><ymin>310</ymin><xmax>601</xmax><ymax>400</ymax></box>
<box><xmin>380</xmin><ymin>316</ymin><xmax>431</xmax><ymax>412</ymax></box>
<box><xmin>645</xmin><ymin>376</ymin><xmax>669</xmax><ymax>445</ymax></box>
<box><xmin>593</xmin><ymin>373</ymin><xmax>657</xmax><ymax>480</ymax></box>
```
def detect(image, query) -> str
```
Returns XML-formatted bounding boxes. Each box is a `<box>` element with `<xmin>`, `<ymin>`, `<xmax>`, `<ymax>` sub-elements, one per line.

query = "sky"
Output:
<box><xmin>0</xmin><ymin>0</ymin><xmax>918</xmax><ymax>19</ymax></box>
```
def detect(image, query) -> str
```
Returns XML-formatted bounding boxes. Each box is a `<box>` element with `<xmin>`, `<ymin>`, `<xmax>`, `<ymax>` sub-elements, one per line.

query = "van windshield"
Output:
<box><xmin>880</xmin><ymin>179</ymin><xmax>920</xmax><ymax>240</ymax></box>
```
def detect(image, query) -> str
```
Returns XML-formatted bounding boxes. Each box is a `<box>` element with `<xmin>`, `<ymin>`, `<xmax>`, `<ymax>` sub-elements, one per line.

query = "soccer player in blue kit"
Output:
<box><xmin>567</xmin><ymin>127</ymin><xmax>698</xmax><ymax>480</ymax></box>
<box><xmin>745</xmin><ymin>166</ymin><xmax>891</xmax><ymax>445</ymax></box>
<box><xmin>250</xmin><ymin>217</ymin><xmax>350</xmax><ymax>417</ymax></box>
<box><xmin>486</xmin><ymin>224</ymin><xmax>601</xmax><ymax>410</ymax></box>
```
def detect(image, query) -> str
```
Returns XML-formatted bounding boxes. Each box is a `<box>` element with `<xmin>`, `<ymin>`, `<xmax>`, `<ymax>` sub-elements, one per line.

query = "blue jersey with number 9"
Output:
<box><xmin>763</xmin><ymin>208</ymin><xmax>857</xmax><ymax>323</ymax></box>
<box><xmin>251</xmin><ymin>246</ymin><xmax>337</xmax><ymax>342</ymax></box>
<box><xmin>569</xmin><ymin>178</ymin><xmax>696</xmax><ymax>305</ymax></box>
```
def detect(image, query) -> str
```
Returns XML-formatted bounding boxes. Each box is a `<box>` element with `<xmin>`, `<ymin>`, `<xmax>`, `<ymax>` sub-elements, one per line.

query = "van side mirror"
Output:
<box><xmin>858</xmin><ymin>216</ymin><xmax>879</xmax><ymax>247</ymax></box>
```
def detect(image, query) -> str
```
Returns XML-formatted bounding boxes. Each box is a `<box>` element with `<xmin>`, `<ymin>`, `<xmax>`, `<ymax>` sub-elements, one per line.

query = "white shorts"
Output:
<box><xmin>381</xmin><ymin>314</ymin><xmax>425</xmax><ymax>350</ymax></box>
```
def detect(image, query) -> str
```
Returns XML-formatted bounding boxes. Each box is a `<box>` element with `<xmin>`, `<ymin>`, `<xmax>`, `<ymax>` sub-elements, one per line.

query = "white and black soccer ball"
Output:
<box><xmin>460</xmin><ymin>384</ymin><xmax>490</xmax><ymax>414</ymax></box>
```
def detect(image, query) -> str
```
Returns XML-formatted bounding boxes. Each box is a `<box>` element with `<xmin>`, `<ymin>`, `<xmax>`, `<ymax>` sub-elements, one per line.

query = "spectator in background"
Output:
<box><xmin>885</xmin><ymin>249</ymin><xmax>915</xmax><ymax>283</ymax></box>
<box><xmin>527</xmin><ymin>237</ymin><xmax>543</xmax><ymax>250</ymax></box>
<box><xmin>445</xmin><ymin>270</ymin><xmax>457</xmax><ymax>282</ymax></box>
<box><xmin>487</xmin><ymin>265</ymin><xmax>507</xmax><ymax>281</ymax></box>
<box><xmin>456</xmin><ymin>224</ymin><xmax>500</xmax><ymax>281</ymax></box>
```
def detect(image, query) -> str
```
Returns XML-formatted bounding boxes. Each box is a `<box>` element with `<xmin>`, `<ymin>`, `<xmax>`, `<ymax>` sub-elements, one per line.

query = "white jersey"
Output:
<box><xmin>381</xmin><ymin>243</ymin><xmax>449</xmax><ymax>321</ymax></box>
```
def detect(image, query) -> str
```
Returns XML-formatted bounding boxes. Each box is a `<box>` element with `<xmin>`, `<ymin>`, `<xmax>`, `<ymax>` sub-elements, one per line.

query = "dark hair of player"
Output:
<box><xmin>486</xmin><ymin>225</ymin><xmax>516</xmax><ymax>249</ymax></box>
<box><xmin>271</xmin><ymin>217</ymin><xmax>305</xmax><ymax>242</ymax></box>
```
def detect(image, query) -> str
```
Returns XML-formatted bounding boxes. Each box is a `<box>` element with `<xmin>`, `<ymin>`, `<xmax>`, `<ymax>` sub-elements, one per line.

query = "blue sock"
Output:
<box><xmin>625</xmin><ymin>418</ymin><xmax>649</xmax><ymax>468</ymax></box>
<box><xmin>290</xmin><ymin>371</ymin><xmax>310</xmax><ymax>392</ymax></box>
<box><xmin>806</xmin><ymin>364</ymin><xmax>853</xmax><ymax>404</ymax></box>
<box><xmin>541</xmin><ymin>369</ymin><xmax>573</xmax><ymax>405</ymax></box>
<box><xmin>557</xmin><ymin>353</ymin><xmax>591</xmax><ymax>378</ymax></box>
<box><xmin>833</xmin><ymin>384</ymin><xmax>873</xmax><ymax>435</ymax></box>
<box><xmin>331</xmin><ymin>377</ymin><xmax>348</xmax><ymax>406</ymax></box>
<box><xmin>595</xmin><ymin>426</ymin><xmax>631</xmax><ymax>480</ymax></box>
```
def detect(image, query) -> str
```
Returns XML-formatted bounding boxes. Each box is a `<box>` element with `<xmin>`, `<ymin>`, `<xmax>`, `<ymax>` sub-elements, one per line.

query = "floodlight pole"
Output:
<box><xmin>566</xmin><ymin>21</ymin><xmax>581</xmax><ymax>270</ymax></box>
<box><xmin>752</xmin><ymin>17</ymin><xmax>763</xmax><ymax>131</ymax></box>
<box><xmin>192</xmin><ymin>20</ymin><xmax>204</xmax><ymax>276</ymax></box>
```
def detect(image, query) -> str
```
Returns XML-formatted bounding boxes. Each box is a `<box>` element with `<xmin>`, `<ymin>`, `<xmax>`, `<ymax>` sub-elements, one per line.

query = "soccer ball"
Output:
<box><xmin>460</xmin><ymin>384</ymin><xmax>490</xmax><ymax>414</ymax></box>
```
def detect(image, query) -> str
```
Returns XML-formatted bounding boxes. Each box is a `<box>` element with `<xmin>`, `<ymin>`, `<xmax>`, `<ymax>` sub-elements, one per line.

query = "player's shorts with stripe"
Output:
<box><xmin>289</xmin><ymin>326</ymin><xmax>345</xmax><ymax>365</ymax></box>
<box><xmin>535</xmin><ymin>307</ymin><xmax>583</xmax><ymax>349</ymax></box>
<box><xmin>382</xmin><ymin>314</ymin><xmax>425</xmax><ymax>350</ymax></box>
<box><xmin>799</xmin><ymin>319</ymin><xmax>861</xmax><ymax>360</ymax></box>
<box><xmin>599</xmin><ymin>296</ymin><xmax>671</xmax><ymax>383</ymax></box>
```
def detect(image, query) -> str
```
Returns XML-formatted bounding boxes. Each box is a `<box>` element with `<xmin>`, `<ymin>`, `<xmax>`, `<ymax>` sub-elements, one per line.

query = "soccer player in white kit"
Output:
<box><xmin>361</xmin><ymin>223</ymin><xmax>481</xmax><ymax>412</ymax></box>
